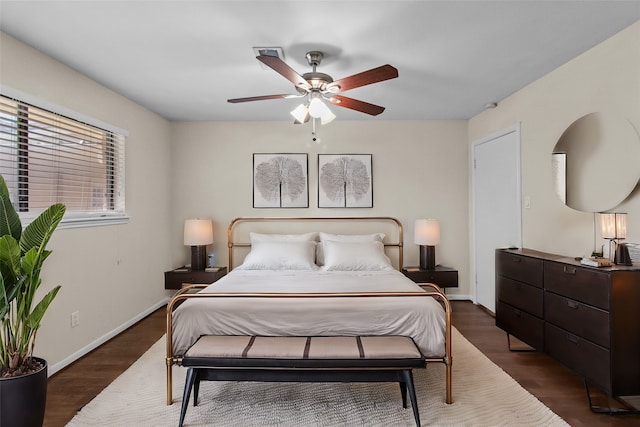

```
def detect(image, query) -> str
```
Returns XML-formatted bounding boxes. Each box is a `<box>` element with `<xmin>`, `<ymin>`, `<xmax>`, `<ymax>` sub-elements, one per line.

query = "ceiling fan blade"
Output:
<box><xmin>328</xmin><ymin>95</ymin><xmax>386</xmax><ymax>116</ymax></box>
<box><xmin>328</xmin><ymin>64</ymin><xmax>398</xmax><ymax>92</ymax></box>
<box><xmin>257</xmin><ymin>55</ymin><xmax>311</xmax><ymax>91</ymax></box>
<box><xmin>227</xmin><ymin>94</ymin><xmax>299</xmax><ymax>103</ymax></box>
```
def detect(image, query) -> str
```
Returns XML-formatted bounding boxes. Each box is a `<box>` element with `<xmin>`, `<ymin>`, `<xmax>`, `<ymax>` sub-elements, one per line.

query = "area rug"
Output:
<box><xmin>66</xmin><ymin>328</ymin><xmax>568</xmax><ymax>426</ymax></box>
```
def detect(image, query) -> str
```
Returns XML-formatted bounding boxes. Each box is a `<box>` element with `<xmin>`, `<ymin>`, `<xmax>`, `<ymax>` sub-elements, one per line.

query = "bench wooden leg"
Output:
<box><xmin>179</xmin><ymin>368</ymin><xmax>197</xmax><ymax>427</ymax></box>
<box><xmin>402</xmin><ymin>370</ymin><xmax>421</xmax><ymax>426</ymax></box>
<box><xmin>399</xmin><ymin>381</ymin><xmax>408</xmax><ymax>408</ymax></box>
<box><xmin>193</xmin><ymin>370</ymin><xmax>201</xmax><ymax>407</ymax></box>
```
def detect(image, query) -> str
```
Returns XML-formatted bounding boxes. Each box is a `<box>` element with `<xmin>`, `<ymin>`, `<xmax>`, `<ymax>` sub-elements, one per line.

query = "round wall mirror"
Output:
<box><xmin>552</xmin><ymin>112</ymin><xmax>640</xmax><ymax>212</ymax></box>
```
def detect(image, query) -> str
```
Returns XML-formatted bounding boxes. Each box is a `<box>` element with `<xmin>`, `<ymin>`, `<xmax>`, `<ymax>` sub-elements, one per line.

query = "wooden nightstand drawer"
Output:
<box><xmin>496</xmin><ymin>276</ymin><xmax>543</xmax><ymax>318</ymax></box>
<box><xmin>544</xmin><ymin>292</ymin><xmax>609</xmax><ymax>348</ymax></box>
<box><xmin>402</xmin><ymin>266</ymin><xmax>458</xmax><ymax>288</ymax></box>
<box><xmin>164</xmin><ymin>267</ymin><xmax>227</xmax><ymax>289</ymax></box>
<box><xmin>544</xmin><ymin>261</ymin><xmax>610</xmax><ymax>310</ymax></box>
<box><xmin>496</xmin><ymin>251</ymin><xmax>543</xmax><ymax>288</ymax></box>
<box><xmin>496</xmin><ymin>301</ymin><xmax>543</xmax><ymax>350</ymax></box>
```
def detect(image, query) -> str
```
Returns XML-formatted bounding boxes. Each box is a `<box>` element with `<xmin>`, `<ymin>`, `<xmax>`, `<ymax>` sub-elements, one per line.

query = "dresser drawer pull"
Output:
<box><xmin>567</xmin><ymin>300</ymin><xmax>579</xmax><ymax>309</ymax></box>
<box><xmin>512</xmin><ymin>257</ymin><xmax>521</xmax><ymax>263</ymax></box>
<box><xmin>563</xmin><ymin>266</ymin><xmax>576</xmax><ymax>275</ymax></box>
<box><xmin>514</xmin><ymin>309</ymin><xmax>522</xmax><ymax>317</ymax></box>
<box><xmin>567</xmin><ymin>333</ymin><xmax>579</xmax><ymax>344</ymax></box>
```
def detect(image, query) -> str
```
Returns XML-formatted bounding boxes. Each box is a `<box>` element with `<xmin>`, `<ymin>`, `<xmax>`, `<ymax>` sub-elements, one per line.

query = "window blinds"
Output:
<box><xmin>0</xmin><ymin>95</ymin><xmax>125</xmax><ymax>219</ymax></box>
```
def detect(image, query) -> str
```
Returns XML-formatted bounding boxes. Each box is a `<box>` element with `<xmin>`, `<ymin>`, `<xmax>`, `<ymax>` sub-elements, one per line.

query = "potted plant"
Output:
<box><xmin>0</xmin><ymin>175</ymin><xmax>65</xmax><ymax>427</ymax></box>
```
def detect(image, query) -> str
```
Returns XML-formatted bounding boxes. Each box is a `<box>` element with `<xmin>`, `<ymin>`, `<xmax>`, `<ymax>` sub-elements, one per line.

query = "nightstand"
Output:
<box><xmin>402</xmin><ymin>266</ymin><xmax>458</xmax><ymax>290</ymax></box>
<box><xmin>164</xmin><ymin>266</ymin><xmax>227</xmax><ymax>289</ymax></box>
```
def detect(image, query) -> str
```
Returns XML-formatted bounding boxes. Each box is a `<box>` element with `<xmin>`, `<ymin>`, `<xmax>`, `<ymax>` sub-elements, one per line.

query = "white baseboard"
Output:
<box><xmin>48</xmin><ymin>297</ymin><xmax>170</xmax><ymax>376</ymax></box>
<box><xmin>443</xmin><ymin>293</ymin><xmax>472</xmax><ymax>301</ymax></box>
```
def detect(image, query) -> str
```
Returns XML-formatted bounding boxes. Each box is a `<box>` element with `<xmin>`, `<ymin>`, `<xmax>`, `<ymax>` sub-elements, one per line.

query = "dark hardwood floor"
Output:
<box><xmin>44</xmin><ymin>301</ymin><xmax>640</xmax><ymax>426</ymax></box>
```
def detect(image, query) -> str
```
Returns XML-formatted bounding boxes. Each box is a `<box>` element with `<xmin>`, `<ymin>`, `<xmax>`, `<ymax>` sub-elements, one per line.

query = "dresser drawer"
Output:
<box><xmin>543</xmin><ymin>262</ymin><xmax>610</xmax><ymax>310</ymax></box>
<box><xmin>545</xmin><ymin>323</ymin><xmax>611</xmax><ymax>394</ymax></box>
<box><xmin>496</xmin><ymin>252</ymin><xmax>543</xmax><ymax>287</ymax></box>
<box><xmin>497</xmin><ymin>276</ymin><xmax>543</xmax><ymax>318</ymax></box>
<box><xmin>496</xmin><ymin>301</ymin><xmax>544</xmax><ymax>350</ymax></box>
<box><xmin>544</xmin><ymin>292</ymin><xmax>609</xmax><ymax>348</ymax></box>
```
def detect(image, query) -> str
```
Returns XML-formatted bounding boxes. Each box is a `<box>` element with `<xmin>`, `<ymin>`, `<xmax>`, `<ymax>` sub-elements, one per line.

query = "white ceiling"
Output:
<box><xmin>1</xmin><ymin>1</ymin><xmax>639</xmax><ymax>122</ymax></box>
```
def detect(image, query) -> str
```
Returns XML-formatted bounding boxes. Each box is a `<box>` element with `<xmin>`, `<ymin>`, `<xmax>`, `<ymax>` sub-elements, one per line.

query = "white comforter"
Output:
<box><xmin>171</xmin><ymin>269</ymin><xmax>446</xmax><ymax>358</ymax></box>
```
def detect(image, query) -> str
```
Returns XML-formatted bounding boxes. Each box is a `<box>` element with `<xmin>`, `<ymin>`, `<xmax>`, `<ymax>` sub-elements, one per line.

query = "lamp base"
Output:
<box><xmin>614</xmin><ymin>243</ymin><xmax>632</xmax><ymax>266</ymax></box>
<box><xmin>419</xmin><ymin>245</ymin><xmax>436</xmax><ymax>270</ymax></box>
<box><xmin>190</xmin><ymin>245</ymin><xmax>207</xmax><ymax>271</ymax></box>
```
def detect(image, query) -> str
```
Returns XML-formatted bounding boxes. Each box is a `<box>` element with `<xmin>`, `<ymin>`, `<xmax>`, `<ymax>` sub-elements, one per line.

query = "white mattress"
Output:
<box><xmin>171</xmin><ymin>269</ymin><xmax>446</xmax><ymax>358</ymax></box>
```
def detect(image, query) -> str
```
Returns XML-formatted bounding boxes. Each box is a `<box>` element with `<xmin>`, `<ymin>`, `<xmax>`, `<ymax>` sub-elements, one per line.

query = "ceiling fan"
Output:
<box><xmin>227</xmin><ymin>51</ymin><xmax>398</xmax><ymax>125</ymax></box>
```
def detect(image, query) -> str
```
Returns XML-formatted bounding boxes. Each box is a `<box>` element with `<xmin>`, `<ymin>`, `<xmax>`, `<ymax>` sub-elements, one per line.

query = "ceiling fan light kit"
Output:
<box><xmin>228</xmin><ymin>50</ymin><xmax>398</xmax><ymax>135</ymax></box>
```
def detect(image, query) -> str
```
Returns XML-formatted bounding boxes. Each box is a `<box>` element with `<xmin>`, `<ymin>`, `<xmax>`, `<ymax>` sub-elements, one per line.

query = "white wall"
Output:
<box><xmin>469</xmin><ymin>21</ymin><xmax>640</xmax><ymax>258</ymax></box>
<box><xmin>169</xmin><ymin>120</ymin><xmax>470</xmax><ymax>296</ymax></box>
<box><xmin>0</xmin><ymin>32</ymin><xmax>174</xmax><ymax>372</ymax></box>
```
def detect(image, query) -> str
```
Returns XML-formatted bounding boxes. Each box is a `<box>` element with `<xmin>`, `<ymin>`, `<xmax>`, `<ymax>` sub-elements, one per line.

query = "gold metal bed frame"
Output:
<box><xmin>165</xmin><ymin>216</ymin><xmax>452</xmax><ymax>405</ymax></box>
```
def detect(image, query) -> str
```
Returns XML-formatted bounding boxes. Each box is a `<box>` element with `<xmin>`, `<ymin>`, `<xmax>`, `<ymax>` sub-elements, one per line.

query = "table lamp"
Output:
<box><xmin>414</xmin><ymin>219</ymin><xmax>440</xmax><ymax>270</ymax></box>
<box><xmin>600</xmin><ymin>212</ymin><xmax>631</xmax><ymax>265</ymax></box>
<box><xmin>184</xmin><ymin>218</ymin><xmax>214</xmax><ymax>271</ymax></box>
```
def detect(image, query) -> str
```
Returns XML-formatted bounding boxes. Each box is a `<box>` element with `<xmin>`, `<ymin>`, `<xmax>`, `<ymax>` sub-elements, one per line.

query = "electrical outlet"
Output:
<box><xmin>71</xmin><ymin>311</ymin><xmax>80</xmax><ymax>328</ymax></box>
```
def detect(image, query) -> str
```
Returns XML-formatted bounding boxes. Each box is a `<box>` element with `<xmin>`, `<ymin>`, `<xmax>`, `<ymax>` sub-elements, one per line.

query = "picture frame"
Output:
<box><xmin>253</xmin><ymin>153</ymin><xmax>308</xmax><ymax>208</ymax></box>
<box><xmin>318</xmin><ymin>154</ymin><xmax>373</xmax><ymax>208</ymax></box>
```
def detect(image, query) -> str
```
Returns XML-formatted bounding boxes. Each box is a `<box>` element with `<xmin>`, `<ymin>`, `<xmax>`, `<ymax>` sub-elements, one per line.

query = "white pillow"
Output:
<box><xmin>316</xmin><ymin>232</ymin><xmax>385</xmax><ymax>266</ymax></box>
<box><xmin>238</xmin><ymin>241</ymin><xmax>318</xmax><ymax>270</ymax></box>
<box><xmin>250</xmin><ymin>232</ymin><xmax>318</xmax><ymax>244</ymax></box>
<box><xmin>322</xmin><ymin>240</ymin><xmax>394</xmax><ymax>271</ymax></box>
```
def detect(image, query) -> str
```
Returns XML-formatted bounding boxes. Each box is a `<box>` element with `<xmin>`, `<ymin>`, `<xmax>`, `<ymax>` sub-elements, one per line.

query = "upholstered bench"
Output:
<box><xmin>178</xmin><ymin>335</ymin><xmax>426</xmax><ymax>426</ymax></box>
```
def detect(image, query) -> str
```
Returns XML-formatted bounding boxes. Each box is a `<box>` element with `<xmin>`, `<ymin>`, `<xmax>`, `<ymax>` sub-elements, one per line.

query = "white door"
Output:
<box><xmin>473</xmin><ymin>125</ymin><xmax>522</xmax><ymax>313</ymax></box>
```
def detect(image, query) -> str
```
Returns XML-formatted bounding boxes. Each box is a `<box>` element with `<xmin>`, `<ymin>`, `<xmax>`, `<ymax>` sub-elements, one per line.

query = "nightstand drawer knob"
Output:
<box><xmin>563</xmin><ymin>266</ymin><xmax>576</xmax><ymax>275</ymax></box>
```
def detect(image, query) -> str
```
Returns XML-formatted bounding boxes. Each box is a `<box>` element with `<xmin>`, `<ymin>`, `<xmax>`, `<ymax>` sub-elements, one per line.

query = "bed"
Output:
<box><xmin>165</xmin><ymin>217</ymin><xmax>452</xmax><ymax>405</ymax></box>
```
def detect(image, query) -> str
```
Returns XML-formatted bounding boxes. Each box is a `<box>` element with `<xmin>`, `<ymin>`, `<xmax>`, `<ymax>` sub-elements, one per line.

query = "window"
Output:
<box><xmin>0</xmin><ymin>94</ymin><xmax>127</xmax><ymax>227</ymax></box>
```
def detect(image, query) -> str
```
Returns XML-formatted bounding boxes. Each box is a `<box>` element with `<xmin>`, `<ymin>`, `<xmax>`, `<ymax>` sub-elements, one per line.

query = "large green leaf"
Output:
<box><xmin>20</xmin><ymin>203</ymin><xmax>65</xmax><ymax>254</ymax></box>
<box><xmin>27</xmin><ymin>285</ymin><xmax>61</xmax><ymax>330</ymax></box>
<box><xmin>0</xmin><ymin>235</ymin><xmax>21</xmax><ymax>277</ymax></box>
<box><xmin>0</xmin><ymin>175</ymin><xmax>22</xmax><ymax>241</ymax></box>
<box><xmin>0</xmin><ymin>236</ymin><xmax>22</xmax><ymax>312</ymax></box>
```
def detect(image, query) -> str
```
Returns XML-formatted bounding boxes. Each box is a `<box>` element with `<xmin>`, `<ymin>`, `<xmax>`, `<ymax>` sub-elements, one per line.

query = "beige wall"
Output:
<box><xmin>469</xmin><ymin>21</ymin><xmax>640</xmax><ymax>258</ymax></box>
<box><xmin>0</xmin><ymin>32</ymin><xmax>174</xmax><ymax>373</ymax></box>
<box><xmin>169</xmin><ymin>119</ymin><xmax>470</xmax><ymax>291</ymax></box>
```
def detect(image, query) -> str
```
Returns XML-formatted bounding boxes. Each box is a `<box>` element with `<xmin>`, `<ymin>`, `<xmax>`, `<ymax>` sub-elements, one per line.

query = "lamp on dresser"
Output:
<box><xmin>184</xmin><ymin>218</ymin><xmax>214</xmax><ymax>271</ymax></box>
<box><xmin>414</xmin><ymin>219</ymin><xmax>440</xmax><ymax>270</ymax></box>
<box><xmin>600</xmin><ymin>212</ymin><xmax>632</xmax><ymax>266</ymax></box>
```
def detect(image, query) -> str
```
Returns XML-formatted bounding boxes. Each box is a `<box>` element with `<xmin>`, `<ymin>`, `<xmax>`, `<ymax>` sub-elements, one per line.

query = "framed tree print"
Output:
<box><xmin>253</xmin><ymin>153</ymin><xmax>308</xmax><ymax>208</ymax></box>
<box><xmin>318</xmin><ymin>154</ymin><xmax>373</xmax><ymax>208</ymax></box>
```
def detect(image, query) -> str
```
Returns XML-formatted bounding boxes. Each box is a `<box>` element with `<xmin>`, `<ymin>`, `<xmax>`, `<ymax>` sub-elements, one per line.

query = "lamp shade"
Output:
<box><xmin>600</xmin><ymin>213</ymin><xmax>627</xmax><ymax>239</ymax></box>
<box><xmin>414</xmin><ymin>219</ymin><xmax>440</xmax><ymax>246</ymax></box>
<box><xmin>290</xmin><ymin>104</ymin><xmax>310</xmax><ymax>124</ymax></box>
<box><xmin>184</xmin><ymin>219</ymin><xmax>214</xmax><ymax>246</ymax></box>
<box><xmin>308</xmin><ymin>96</ymin><xmax>336</xmax><ymax>124</ymax></box>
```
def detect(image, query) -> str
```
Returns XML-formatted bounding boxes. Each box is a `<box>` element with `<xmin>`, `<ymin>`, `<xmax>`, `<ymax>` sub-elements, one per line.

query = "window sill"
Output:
<box><xmin>59</xmin><ymin>215</ymin><xmax>130</xmax><ymax>229</ymax></box>
<box><xmin>19</xmin><ymin>213</ymin><xmax>130</xmax><ymax>229</ymax></box>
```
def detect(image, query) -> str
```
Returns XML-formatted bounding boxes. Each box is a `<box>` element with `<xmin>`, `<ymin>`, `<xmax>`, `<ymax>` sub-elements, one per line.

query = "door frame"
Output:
<box><xmin>470</xmin><ymin>123</ymin><xmax>523</xmax><ymax>306</ymax></box>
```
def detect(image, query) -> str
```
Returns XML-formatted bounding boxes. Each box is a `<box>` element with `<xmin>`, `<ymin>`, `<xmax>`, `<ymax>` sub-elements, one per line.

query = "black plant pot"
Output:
<box><xmin>0</xmin><ymin>357</ymin><xmax>48</xmax><ymax>427</ymax></box>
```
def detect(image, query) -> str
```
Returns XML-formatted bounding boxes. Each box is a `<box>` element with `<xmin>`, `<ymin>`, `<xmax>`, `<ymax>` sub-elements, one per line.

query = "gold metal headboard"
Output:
<box><xmin>227</xmin><ymin>216</ymin><xmax>404</xmax><ymax>270</ymax></box>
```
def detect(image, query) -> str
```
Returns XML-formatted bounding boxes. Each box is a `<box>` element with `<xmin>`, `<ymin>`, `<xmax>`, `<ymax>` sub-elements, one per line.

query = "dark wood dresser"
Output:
<box><xmin>496</xmin><ymin>248</ymin><xmax>640</xmax><ymax>399</ymax></box>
